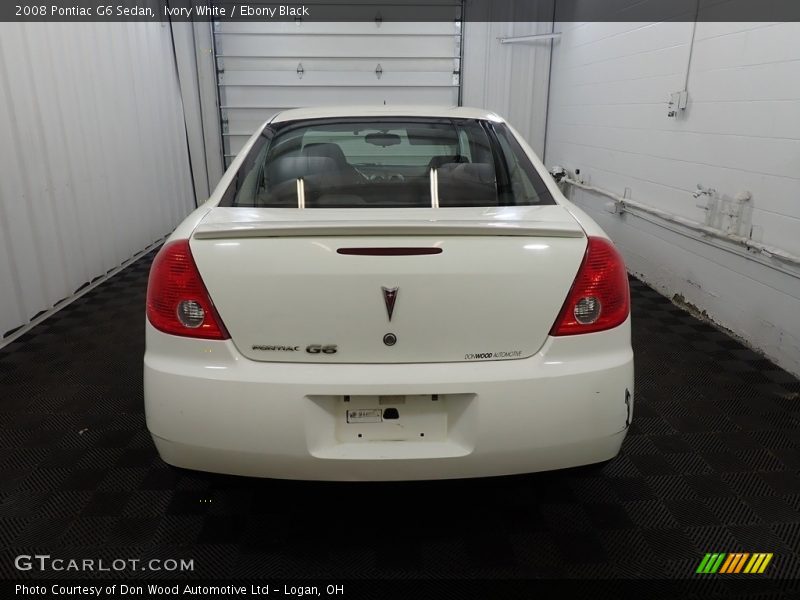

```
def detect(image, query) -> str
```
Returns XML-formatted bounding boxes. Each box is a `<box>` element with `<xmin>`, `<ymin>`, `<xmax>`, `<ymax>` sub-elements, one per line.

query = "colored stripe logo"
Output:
<box><xmin>696</xmin><ymin>553</ymin><xmax>773</xmax><ymax>574</ymax></box>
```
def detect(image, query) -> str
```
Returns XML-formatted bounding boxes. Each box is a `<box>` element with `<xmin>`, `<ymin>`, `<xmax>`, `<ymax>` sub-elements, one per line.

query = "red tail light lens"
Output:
<box><xmin>550</xmin><ymin>236</ymin><xmax>630</xmax><ymax>336</ymax></box>
<box><xmin>146</xmin><ymin>240</ymin><xmax>229</xmax><ymax>340</ymax></box>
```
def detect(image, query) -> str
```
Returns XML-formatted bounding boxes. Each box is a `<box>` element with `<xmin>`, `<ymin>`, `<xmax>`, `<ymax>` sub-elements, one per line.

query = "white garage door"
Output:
<box><xmin>213</xmin><ymin>14</ymin><xmax>463</xmax><ymax>166</ymax></box>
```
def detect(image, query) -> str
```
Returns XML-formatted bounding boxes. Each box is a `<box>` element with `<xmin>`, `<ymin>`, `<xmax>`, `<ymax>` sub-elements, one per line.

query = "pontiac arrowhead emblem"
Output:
<box><xmin>381</xmin><ymin>286</ymin><xmax>398</xmax><ymax>321</ymax></box>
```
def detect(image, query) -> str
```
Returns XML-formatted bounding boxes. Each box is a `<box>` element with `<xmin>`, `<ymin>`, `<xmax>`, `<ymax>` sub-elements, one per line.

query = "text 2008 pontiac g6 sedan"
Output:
<box><xmin>144</xmin><ymin>106</ymin><xmax>633</xmax><ymax>480</ymax></box>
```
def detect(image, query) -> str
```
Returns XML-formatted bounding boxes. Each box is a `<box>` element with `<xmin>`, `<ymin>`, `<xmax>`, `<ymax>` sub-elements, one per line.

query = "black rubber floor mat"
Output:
<box><xmin>1</xmin><ymin>250</ymin><xmax>799</xmax><ymax>593</ymax></box>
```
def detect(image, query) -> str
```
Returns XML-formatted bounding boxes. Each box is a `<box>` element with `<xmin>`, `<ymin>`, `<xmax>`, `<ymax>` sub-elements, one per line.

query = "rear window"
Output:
<box><xmin>220</xmin><ymin>118</ymin><xmax>555</xmax><ymax>208</ymax></box>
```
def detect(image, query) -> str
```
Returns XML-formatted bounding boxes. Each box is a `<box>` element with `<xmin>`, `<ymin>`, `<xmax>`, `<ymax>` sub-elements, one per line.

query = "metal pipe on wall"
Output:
<box><xmin>563</xmin><ymin>177</ymin><xmax>800</xmax><ymax>271</ymax></box>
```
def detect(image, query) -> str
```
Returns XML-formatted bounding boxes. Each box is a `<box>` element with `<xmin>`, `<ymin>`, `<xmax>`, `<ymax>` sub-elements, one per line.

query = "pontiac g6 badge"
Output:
<box><xmin>381</xmin><ymin>286</ymin><xmax>398</xmax><ymax>321</ymax></box>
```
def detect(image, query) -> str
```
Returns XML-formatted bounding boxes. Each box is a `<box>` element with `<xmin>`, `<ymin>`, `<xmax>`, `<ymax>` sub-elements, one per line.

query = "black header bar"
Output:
<box><xmin>4</xmin><ymin>0</ymin><xmax>800</xmax><ymax>23</ymax></box>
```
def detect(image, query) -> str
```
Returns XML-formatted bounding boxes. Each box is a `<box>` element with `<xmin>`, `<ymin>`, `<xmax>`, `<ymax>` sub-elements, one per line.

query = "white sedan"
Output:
<box><xmin>144</xmin><ymin>106</ymin><xmax>633</xmax><ymax>481</ymax></box>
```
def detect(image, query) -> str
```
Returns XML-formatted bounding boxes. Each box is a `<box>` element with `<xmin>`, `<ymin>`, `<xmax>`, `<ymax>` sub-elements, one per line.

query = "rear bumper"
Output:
<box><xmin>144</xmin><ymin>319</ymin><xmax>634</xmax><ymax>481</ymax></box>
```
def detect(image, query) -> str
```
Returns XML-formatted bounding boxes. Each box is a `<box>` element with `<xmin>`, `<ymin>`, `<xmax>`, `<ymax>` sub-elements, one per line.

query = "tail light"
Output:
<box><xmin>146</xmin><ymin>240</ymin><xmax>229</xmax><ymax>340</ymax></box>
<box><xmin>550</xmin><ymin>236</ymin><xmax>630</xmax><ymax>336</ymax></box>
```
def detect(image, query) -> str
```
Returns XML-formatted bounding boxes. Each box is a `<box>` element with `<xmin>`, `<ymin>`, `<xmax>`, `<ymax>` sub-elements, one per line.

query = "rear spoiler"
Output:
<box><xmin>193</xmin><ymin>220</ymin><xmax>585</xmax><ymax>240</ymax></box>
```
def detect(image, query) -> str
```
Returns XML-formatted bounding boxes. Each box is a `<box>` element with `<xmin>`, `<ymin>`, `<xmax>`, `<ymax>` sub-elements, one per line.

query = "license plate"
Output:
<box><xmin>346</xmin><ymin>408</ymin><xmax>382</xmax><ymax>424</ymax></box>
<box><xmin>337</xmin><ymin>395</ymin><xmax>449</xmax><ymax>443</ymax></box>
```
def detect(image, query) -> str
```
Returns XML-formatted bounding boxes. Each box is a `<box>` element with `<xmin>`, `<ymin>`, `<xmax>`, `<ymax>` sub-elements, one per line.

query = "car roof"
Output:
<box><xmin>269</xmin><ymin>105</ymin><xmax>506</xmax><ymax>124</ymax></box>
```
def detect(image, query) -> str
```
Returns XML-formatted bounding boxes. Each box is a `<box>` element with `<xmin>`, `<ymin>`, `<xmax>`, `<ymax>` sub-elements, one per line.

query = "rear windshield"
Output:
<box><xmin>220</xmin><ymin>117</ymin><xmax>555</xmax><ymax>208</ymax></box>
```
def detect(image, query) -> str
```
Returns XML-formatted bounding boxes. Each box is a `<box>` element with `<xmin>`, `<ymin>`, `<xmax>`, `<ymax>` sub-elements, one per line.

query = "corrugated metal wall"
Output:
<box><xmin>461</xmin><ymin>0</ymin><xmax>556</xmax><ymax>156</ymax></box>
<box><xmin>462</xmin><ymin>20</ymin><xmax>553</xmax><ymax>156</ymax></box>
<box><xmin>0</xmin><ymin>22</ymin><xmax>195</xmax><ymax>344</ymax></box>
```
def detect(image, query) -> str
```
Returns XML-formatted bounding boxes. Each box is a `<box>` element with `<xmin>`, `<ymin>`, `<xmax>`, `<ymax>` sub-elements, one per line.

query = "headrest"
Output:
<box><xmin>437</xmin><ymin>162</ymin><xmax>495</xmax><ymax>185</ymax></box>
<box><xmin>265</xmin><ymin>155</ymin><xmax>337</xmax><ymax>187</ymax></box>
<box><xmin>427</xmin><ymin>154</ymin><xmax>469</xmax><ymax>170</ymax></box>
<box><xmin>303</xmin><ymin>143</ymin><xmax>348</xmax><ymax>165</ymax></box>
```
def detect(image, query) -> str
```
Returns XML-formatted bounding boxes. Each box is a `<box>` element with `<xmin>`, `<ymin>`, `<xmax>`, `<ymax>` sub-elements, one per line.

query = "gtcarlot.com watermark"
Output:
<box><xmin>14</xmin><ymin>554</ymin><xmax>194</xmax><ymax>573</ymax></box>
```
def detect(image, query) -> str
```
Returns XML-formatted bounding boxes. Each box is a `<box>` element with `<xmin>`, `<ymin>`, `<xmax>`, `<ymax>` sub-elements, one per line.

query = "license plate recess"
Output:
<box><xmin>337</xmin><ymin>394</ymin><xmax>447</xmax><ymax>442</ymax></box>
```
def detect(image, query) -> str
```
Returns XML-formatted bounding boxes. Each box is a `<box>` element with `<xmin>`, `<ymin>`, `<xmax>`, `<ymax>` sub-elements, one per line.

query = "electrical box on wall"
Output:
<box><xmin>667</xmin><ymin>90</ymin><xmax>688</xmax><ymax>118</ymax></box>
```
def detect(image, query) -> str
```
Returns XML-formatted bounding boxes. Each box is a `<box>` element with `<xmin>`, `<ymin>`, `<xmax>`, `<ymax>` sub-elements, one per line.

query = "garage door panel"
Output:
<box><xmin>223</xmin><ymin>85</ymin><xmax>456</xmax><ymax>108</ymax></box>
<box><xmin>213</xmin><ymin>10</ymin><xmax>462</xmax><ymax>167</ymax></box>
<box><xmin>215</xmin><ymin>34</ymin><xmax>459</xmax><ymax>58</ymax></box>
<box><xmin>218</xmin><ymin>57</ymin><xmax>458</xmax><ymax>73</ymax></box>
<box><xmin>219</xmin><ymin>70</ymin><xmax>457</xmax><ymax>87</ymax></box>
<box><xmin>218</xmin><ymin>21</ymin><xmax>460</xmax><ymax>36</ymax></box>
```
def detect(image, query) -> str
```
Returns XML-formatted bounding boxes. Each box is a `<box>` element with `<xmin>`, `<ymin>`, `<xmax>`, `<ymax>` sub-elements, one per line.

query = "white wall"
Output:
<box><xmin>0</xmin><ymin>22</ymin><xmax>195</xmax><ymax>344</ymax></box>
<box><xmin>545</xmin><ymin>18</ymin><xmax>800</xmax><ymax>375</ymax></box>
<box><xmin>171</xmin><ymin>22</ymin><xmax>226</xmax><ymax>198</ymax></box>
<box><xmin>462</xmin><ymin>0</ymin><xmax>555</xmax><ymax>154</ymax></box>
<box><xmin>462</xmin><ymin>20</ymin><xmax>553</xmax><ymax>155</ymax></box>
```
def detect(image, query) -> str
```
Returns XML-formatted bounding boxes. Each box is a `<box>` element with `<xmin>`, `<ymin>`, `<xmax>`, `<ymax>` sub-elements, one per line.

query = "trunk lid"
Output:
<box><xmin>190</xmin><ymin>206</ymin><xmax>587</xmax><ymax>363</ymax></box>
